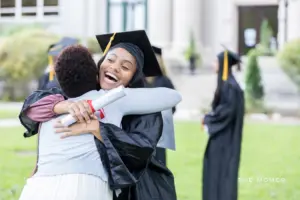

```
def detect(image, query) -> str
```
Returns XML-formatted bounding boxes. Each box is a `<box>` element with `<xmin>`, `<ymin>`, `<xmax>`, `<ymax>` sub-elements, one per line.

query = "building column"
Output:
<box><xmin>172</xmin><ymin>0</ymin><xmax>202</xmax><ymax>53</ymax></box>
<box><xmin>286</xmin><ymin>1</ymin><xmax>300</xmax><ymax>42</ymax></box>
<box><xmin>37</xmin><ymin>0</ymin><xmax>44</xmax><ymax>21</ymax></box>
<box><xmin>148</xmin><ymin>0</ymin><xmax>172</xmax><ymax>48</ymax></box>
<box><xmin>277</xmin><ymin>0</ymin><xmax>300</xmax><ymax>48</ymax></box>
<box><xmin>15</xmin><ymin>0</ymin><xmax>22</xmax><ymax>19</ymax></box>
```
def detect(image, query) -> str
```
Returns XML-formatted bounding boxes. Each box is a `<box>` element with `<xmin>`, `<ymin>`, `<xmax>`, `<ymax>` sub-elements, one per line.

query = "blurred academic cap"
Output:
<box><xmin>48</xmin><ymin>37</ymin><xmax>79</xmax><ymax>56</ymax></box>
<box><xmin>218</xmin><ymin>45</ymin><xmax>242</xmax><ymax>81</ymax></box>
<box><xmin>48</xmin><ymin>37</ymin><xmax>78</xmax><ymax>80</ymax></box>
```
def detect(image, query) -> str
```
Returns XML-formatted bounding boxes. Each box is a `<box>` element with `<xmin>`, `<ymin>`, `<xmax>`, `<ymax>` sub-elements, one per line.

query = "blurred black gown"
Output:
<box><xmin>146</xmin><ymin>76</ymin><xmax>176</xmax><ymax>166</ymax></box>
<box><xmin>203</xmin><ymin>75</ymin><xmax>244</xmax><ymax>200</ymax></box>
<box><xmin>37</xmin><ymin>73</ymin><xmax>60</xmax><ymax>90</ymax></box>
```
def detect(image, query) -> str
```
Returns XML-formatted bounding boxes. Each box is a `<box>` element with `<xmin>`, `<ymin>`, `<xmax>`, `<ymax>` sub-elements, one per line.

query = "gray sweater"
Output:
<box><xmin>34</xmin><ymin>88</ymin><xmax>181</xmax><ymax>181</ymax></box>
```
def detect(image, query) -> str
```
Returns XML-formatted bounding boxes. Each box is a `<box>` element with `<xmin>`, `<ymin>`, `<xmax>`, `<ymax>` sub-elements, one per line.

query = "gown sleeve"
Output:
<box><xmin>19</xmin><ymin>88</ymin><xmax>66</xmax><ymax>138</ymax></box>
<box><xmin>95</xmin><ymin>112</ymin><xmax>163</xmax><ymax>189</ymax></box>
<box><xmin>26</xmin><ymin>94</ymin><xmax>65</xmax><ymax>122</ymax></box>
<box><xmin>203</xmin><ymin>85</ymin><xmax>237</xmax><ymax>137</ymax></box>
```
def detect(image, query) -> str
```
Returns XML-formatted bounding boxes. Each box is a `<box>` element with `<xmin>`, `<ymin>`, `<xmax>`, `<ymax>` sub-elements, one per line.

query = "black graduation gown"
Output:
<box><xmin>37</xmin><ymin>73</ymin><xmax>50</xmax><ymax>90</ymax></box>
<box><xmin>116</xmin><ymin>156</ymin><xmax>177</xmax><ymax>200</ymax></box>
<box><xmin>19</xmin><ymin>89</ymin><xmax>176</xmax><ymax>199</ymax></box>
<box><xmin>37</xmin><ymin>73</ymin><xmax>60</xmax><ymax>90</ymax></box>
<box><xmin>202</xmin><ymin>76</ymin><xmax>244</xmax><ymax>200</ymax></box>
<box><xmin>146</xmin><ymin>75</ymin><xmax>176</xmax><ymax>166</ymax></box>
<box><xmin>45</xmin><ymin>76</ymin><xmax>60</xmax><ymax>90</ymax></box>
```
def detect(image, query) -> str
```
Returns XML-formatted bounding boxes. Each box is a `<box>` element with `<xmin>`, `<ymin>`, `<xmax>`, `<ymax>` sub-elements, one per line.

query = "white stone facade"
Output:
<box><xmin>1</xmin><ymin>0</ymin><xmax>299</xmax><ymax>62</ymax></box>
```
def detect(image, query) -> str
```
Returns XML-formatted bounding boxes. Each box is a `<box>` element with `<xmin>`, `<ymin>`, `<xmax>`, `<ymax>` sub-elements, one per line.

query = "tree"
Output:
<box><xmin>257</xmin><ymin>19</ymin><xmax>274</xmax><ymax>55</ymax></box>
<box><xmin>184</xmin><ymin>31</ymin><xmax>201</xmax><ymax>74</ymax></box>
<box><xmin>184</xmin><ymin>31</ymin><xmax>201</xmax><ymax>61</ymax></box>
<box><xmin>245</xmin><ymin>49</ymin><xmax>264</xmax><ymax>105</ymax></box>
<box><xmin>0</xmin><ymin>28</ymin><xmax>59</xmax><ymax>100</ymax></box>
<box><xmin>277</xmin><ymin>38</ymin><xmax>300</xmax><ymax>91</ymax></box>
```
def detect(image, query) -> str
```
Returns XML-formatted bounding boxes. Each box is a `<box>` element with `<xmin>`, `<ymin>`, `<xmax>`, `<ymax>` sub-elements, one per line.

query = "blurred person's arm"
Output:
<box><xmin>203</xmin><ymin>87</ymin><xmax>237</xmax><ymax>137</ymax></box>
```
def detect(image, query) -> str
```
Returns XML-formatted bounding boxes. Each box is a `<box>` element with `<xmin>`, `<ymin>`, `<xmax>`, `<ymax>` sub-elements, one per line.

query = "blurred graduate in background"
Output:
<box><xmin>37</xmin><ymin>37</ymin><xmax>78</xmax><ymax>90</ymax></box>
<box><xmin>202</xmin><ymin>49</ymin><xmax>244</xmax><ymax>200</ymax></box>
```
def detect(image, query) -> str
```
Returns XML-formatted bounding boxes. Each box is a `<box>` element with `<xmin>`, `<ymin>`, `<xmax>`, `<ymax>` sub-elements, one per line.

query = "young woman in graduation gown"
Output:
<box><xmin>19</xmin><ymin>31</ymin><xmax>177</xmax><ymax>200</ymax></box>
<box><xmin>202</xmin><ymin>50</ymin><xmax>245</xmax><ymax>200</ymax></box>
<box><xmin>145</xmin><ymin>46</ymin><xmax>177</xmax><ymax>166</ymax></box>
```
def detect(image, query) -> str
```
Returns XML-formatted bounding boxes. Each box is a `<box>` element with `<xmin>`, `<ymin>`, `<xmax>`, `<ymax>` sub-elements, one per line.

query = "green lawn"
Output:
<box><xmin>1</xmin><ymin>122</ymin><xmax>300</xmax><ymax>200</ymax></box>
<box><xmin>0</xmin><ymin>110</ymin><xmax>19</xmax><ymax>119</ymax></box>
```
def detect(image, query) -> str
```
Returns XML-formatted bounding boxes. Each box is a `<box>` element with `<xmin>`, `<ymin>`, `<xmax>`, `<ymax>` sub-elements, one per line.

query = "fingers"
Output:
<box><xmin>55</xmin><ymin>127</ymin><xmax>71</xmax><ymax>133</ymax></box>
<box><xmin>68</xmin><ymin>103</ymin><xmax>84</xmax><ymax>123</ymax></box>
<box><xmin>91</xmin><ymin>114</ymin><xmax>98</xmax><ymax>120</ymax></box>
<box><xmin>53</xmin><ymin>120</ymin><xmax>64</xmax><ymax>128</ymax></box>
<box><xmin>82</xmin><ymin>100</ymin><xmax>93</xmax><ymax>116</ymax></box>
<box><xmin>80</xmin><ymin>100</ymin><xmax>93</xmax><ymax>123</ymax></box>
<box><xmin>60</xmin><ymin>132</ymin><xmax>72</xmax><ymax>139</ymax></box>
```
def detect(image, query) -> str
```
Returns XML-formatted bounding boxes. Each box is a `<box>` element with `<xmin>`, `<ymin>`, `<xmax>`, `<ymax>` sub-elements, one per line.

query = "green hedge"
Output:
<box><xmin>87</xmin><ymin>37</ymin><xmax>102</xmax><ymax>54</ymax></box>
<box><xmin>277</xmin><ymin>39</ymin><xmax>300</xmax><ymax>90</ymax></box>
<box><xmin>0</xmin><ymin>28</ymin><xmax>59</xmax><ymax>81</ymax></box>
<box><xmin>0</xmin><ymin>28</ymin><xmax>59</xmax><ymax>101</ymax></box>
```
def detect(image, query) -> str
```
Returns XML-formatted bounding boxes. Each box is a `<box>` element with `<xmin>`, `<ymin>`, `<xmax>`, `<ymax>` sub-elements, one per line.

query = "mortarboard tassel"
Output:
<box><xmin>48</xmin><ymin>55</ymin><xmax>54</xmax><ymax>81</ymax></box>
<box><xmin>103</xmin><ymin>32</ymin><xmax>117</xmax><ymax>55</ymax></box>
<box><xmin>222</xmin><ymin>50</ymin><xmax>228</xmax><ymax>81</ymax></box>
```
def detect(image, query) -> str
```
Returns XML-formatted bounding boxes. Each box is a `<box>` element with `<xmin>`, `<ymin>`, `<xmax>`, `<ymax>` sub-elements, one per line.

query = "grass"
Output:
<box><xmin>0</xmin><ymin>110</ymin><xmax>19</xmax><ymax>119</ymax></box>
<box><xmin>168</xmin><ymin>122</ymin><xmax>300</xmax><ymax>200</ymax></box>
<box><xmin>1</xmin><ymin>122</ymin><xmax>300</xmax><ymax>200</ymax></box>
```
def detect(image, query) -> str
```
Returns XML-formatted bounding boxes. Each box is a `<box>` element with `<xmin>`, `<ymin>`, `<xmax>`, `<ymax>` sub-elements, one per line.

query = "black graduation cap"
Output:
<box><xmin>48</xmin><ymin>37</ymin><xmax>78</xmax><ymax>56</ymax></box>
<box><xmin>152</xmin><ymin>46</ymin><xmax>162</xmax><ymax>56</ymax></box>
<box><xmin>218</xmin><ymin>45</ymin><xmax>241</xmax><ymax>81</ymax></box>
<box><xmin>96</xmin><ymin>30</ymin><xmax>162</xmax><ymax>77</ymax></box>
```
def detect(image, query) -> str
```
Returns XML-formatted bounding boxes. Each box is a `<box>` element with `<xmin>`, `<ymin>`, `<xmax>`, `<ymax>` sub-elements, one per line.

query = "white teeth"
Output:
<box><xmin>105</xmin><ymin>72</ymin><xmax>118</xmax><ymax>81</ymax></box>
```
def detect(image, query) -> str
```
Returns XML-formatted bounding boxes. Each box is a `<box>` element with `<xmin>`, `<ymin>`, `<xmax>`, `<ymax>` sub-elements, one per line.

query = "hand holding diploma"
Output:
<box><xmin>61</xmin><ymin>85</ymin><xmax>126</xmax><ymax>127</ymax></box>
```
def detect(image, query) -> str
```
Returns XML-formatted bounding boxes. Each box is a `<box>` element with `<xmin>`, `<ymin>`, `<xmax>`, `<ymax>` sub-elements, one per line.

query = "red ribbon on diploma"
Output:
<box><xmin>87</xmin><ymin>100</ymin><xmax>105</xmax><ymax>119</ymax></box>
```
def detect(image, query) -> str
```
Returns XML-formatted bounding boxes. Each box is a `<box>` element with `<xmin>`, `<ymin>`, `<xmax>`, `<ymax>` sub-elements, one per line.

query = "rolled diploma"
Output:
<box><xmin>61</xmin><ymin>85</ymin><xmax>126</xmax><ymax>127</ymax></box>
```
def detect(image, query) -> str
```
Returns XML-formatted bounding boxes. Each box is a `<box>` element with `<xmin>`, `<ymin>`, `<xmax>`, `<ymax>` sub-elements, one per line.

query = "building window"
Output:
<box><xmin>22</xmin><ymin>0</ymin><xmax>37</xmax><ymax>7</ymax></box>
<box><xmin>22</xmin><ymin>12</ymin><xmax>36</xmax><ymax>16</ymax></box>
<box><xmin>107</xmin><ymin>0</ymin><xmax>148</xmax><ymax>32</ymax></box>
<box><xmin>44</xmin><ymin>0</ymin><xmax>58</xmax><ymax>6</ymax></box>
<box><xmin>44</xmin><ymin>12</ymin><xmax>58</xmax><ymax>16</ymax></box>
<box><xmin>1</xmin><ymin>13</ymin><xmax>15</xmax><ymax>17</ymax></box>
<box><xmin>0</xmin><ymin>0</ymin><xmax>15</xmax><ymax>8</ymax></box>
<box><xmin>0</xmin><ymin>0</ymin><xmax>59</xmax><ymax>19</ymax></box>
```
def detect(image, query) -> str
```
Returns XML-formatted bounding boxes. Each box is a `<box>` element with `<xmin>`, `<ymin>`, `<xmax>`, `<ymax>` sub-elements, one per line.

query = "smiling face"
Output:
<box><xmin>99</xmin><ymin>47</ymin><xmax>137</xmax><ymax>90</ymax></box>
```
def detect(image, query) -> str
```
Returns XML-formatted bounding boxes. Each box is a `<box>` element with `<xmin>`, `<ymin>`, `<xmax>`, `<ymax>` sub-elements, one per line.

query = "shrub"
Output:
<box><xmin>0</xmin><ymin>28</ymin><xmax>59</xmax><ymax>100</ymax></box>
<box><xmin>87</xmin><ymin>37</ymin><xmax>101</xmax><ymax>54</ymax></box>
<box><xmin>258</xmin><ymin>19</ymin><xmax>275</xmax><ymax>56</ymax></box>
<box><xmin>277</xmin><ymin>39</ymin><xmax>300</xmax><ymax>90</ymax></box>
<box><xmin>245</xmin><ymin>49</ymin><xmax>265</xmax><ymax>108</ymax></box>
<box><xmin>184</xmin><ymin>31</ymin><xmax>201</xmax><ymax>66</ymax></box>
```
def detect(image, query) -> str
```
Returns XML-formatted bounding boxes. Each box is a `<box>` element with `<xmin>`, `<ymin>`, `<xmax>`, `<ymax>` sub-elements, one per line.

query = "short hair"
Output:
<box><xmin>55</xmin><ymin>45</ymin><xmax>97</xmax><ymax>97</ymax></box>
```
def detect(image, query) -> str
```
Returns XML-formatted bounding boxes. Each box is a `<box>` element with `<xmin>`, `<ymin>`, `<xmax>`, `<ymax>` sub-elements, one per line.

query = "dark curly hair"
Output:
<box><xmin>55</xmin><ymin>45</ymin><xmax>98</xmax><ymax>98</ymax></box>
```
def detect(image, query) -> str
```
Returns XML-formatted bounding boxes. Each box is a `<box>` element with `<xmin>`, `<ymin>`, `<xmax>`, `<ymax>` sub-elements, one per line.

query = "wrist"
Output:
<box><xmin>53</xmin><ymin>100</ymin><xmax>72</xmax><ymax>114</ymax></box>
<box><xmin>90</xmin><ymin>120</ymin><xmax>102</xmax><ymax>141</ymax></box>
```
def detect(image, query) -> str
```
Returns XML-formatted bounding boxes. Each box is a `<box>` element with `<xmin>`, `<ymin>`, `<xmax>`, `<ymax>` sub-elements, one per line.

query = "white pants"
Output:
<box><xmin>19</xmin><ymin>174</ymin><xmax>113</xmax><ymax>200</ymax></box>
